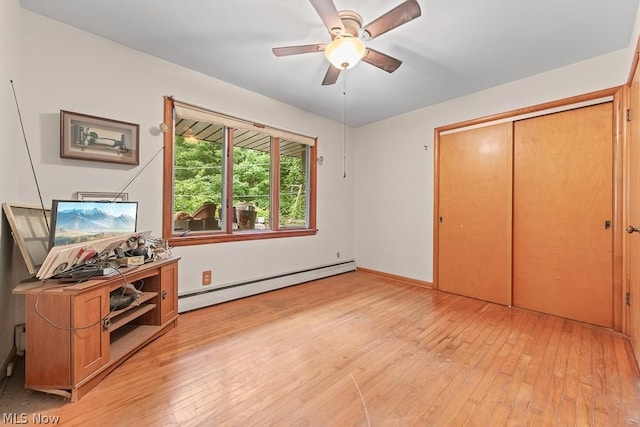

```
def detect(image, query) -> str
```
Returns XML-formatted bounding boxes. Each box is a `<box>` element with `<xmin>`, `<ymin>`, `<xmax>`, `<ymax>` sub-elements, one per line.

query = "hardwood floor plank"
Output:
<box><xmin>529</xmin><ymin>316</ymin><xmax>564</xmax><ymax>415</ymax></box>
<box><xmin>614</xmin><ymin>336</ymin><xmax>640</xmax><ymax>423</ymax></box>
<box><xmin>601</xmin><ymin>330</ymin><xmax>627</xmax><ymax>425</ymax></box>
<box><xmin>5</xmin><ymin>271</ymin><xmax>639</xmax><ymax>426</ymax></box>
<box><xmin>429</xmin><ymin>308</ymin><xmax>530</xmax><ymax>424</ymax></box>
<box><xmin>563</xmin><ymin>319</ymin><xmax>583</xmax><ymax>402</ymax></box>
<box><xmin>552</xmin><ymin>397</ymin><xmax>576</xmax><ymax>427</ymax></box>
<box><xmin>576</xmin><ymin>382</ymin><xmax>595</xmax><ymax>426</ymax></box>
<box><xmin>505</xmin><ymin>381</ymin><xmax>534</xmax><ymax>426</ymax></box>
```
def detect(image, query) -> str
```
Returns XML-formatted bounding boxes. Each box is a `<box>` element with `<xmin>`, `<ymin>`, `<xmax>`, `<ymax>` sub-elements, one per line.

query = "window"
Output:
<box><xmin>279</xmin><ymin>139</ymin><xmax>308</xmax><ymax>228</ymax></box>
<box><xmin>162</xmin><ymin>97</ymin><xmax>317</xmax><ymax>245</ymax></box>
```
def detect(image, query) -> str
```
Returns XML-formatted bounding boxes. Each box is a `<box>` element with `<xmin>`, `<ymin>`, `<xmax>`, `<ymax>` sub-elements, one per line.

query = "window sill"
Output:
<box><xmin>166</xmin><ymin>228</ymin><xmax>318</xmax><ymax>247</ymax></box>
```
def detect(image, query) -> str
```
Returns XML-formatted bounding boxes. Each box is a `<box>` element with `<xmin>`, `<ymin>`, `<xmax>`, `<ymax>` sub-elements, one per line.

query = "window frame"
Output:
<box><xmin>162</xmin><ymin>97</ymin><xmax>317</xmax><ymax>246</ymax></box>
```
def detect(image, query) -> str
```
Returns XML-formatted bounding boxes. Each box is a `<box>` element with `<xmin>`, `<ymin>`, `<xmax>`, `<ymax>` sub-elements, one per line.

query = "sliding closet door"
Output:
<box><xmin>438</xmin><ymin>122</ymin><xmax>513</xmax><ymax>305</ymax></box>
<box><xmin>513</xmin><ymin>102</ymin><xmax>613</xmax><ymax>327</ymax></box>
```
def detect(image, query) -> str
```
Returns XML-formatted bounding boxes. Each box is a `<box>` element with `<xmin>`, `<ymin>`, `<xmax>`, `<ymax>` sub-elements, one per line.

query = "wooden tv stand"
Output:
<box><xmin>13</xmin><ymin>256</ymin><xmax>180</xmax><ymax>402</ymax></box>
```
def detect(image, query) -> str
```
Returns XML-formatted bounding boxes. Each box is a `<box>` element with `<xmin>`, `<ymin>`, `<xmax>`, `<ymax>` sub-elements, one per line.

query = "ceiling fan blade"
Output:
<box><xmin>322</xmin><ymin>65</ymin><xmax>341</xmax><ymax>85</ymax></box>
<box><xmin>362</xmin><ymin>0</ymin><xmax>421</xmax><ymax>40</ymax></box>
<box><xmin>272</xmin><ymin>44</ymin><xmax>325</xmax><ymax>57</ymax></box>
<box><xmin>362</xmin><ymin>48</ymin><xmax>402</xmax><ymax>73</ymax></box>
<box><xmin>309</xmin><ymin>0</ymin><xmax>344</xmax><ymax>35</ymax></box>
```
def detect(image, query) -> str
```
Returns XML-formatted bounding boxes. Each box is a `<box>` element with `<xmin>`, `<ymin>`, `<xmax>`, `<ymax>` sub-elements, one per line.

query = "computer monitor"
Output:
<box><xmin>48</xmin><ymin>199</ymin><xmax>138</xmax><ymax>249</ymax></box>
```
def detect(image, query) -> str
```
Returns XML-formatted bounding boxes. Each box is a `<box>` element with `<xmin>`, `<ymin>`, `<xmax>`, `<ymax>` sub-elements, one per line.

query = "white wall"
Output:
<box><xmin>0</xmin><ymin>0</ymin><xmax>23</xmax><ymax>365</ymax></box>
<box><xmin>353</xmin><ymin>47</ymin><xmax>634</xmax><ymax>282</ymax></box>
<box><xmin>17</xmin><ymin>11</ymin><xmax>354</xmax><ymax>301</ymax></box>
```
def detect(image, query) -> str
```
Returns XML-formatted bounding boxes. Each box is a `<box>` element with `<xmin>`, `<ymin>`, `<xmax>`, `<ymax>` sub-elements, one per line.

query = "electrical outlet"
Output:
<box><xmin>202</xmin><ymin>270</ymin><xmax>212</xmax><ymax>286</ymax></box>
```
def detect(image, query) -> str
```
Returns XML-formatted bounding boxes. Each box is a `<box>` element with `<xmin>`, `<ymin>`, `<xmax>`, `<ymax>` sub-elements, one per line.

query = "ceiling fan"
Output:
<box><xmin>272</xmin><ymin>0</ymin><xmax>421</xmax><ymax>85</ymax></box>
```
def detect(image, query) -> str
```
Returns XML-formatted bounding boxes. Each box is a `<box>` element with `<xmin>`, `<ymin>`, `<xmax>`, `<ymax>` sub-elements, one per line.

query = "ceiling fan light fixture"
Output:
<box><xmin>324</xmin><ymin>36</ymin><xmax>366</xmax><ymax>70</ymax></box>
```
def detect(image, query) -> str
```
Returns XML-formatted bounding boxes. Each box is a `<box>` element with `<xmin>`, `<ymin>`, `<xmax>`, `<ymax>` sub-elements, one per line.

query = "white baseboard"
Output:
<box><xmin>178</xmin><ymin>260</ymin><xmax>356</xmax><ymax>313</ymax></box>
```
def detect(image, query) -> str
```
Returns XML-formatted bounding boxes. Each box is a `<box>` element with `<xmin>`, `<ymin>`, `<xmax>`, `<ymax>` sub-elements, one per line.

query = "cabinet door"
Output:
<box><xmin>160</xmin><ymin>261</ymin><xmax>179</xmax><ymax>325</ymax></box>
<box><xmin>72</xmin><ymin>286</ymin><xmax>110</xmax><ymax>382</ymax></box>
<box><xmin>438</xmin><ymin>122</ymin><xmax>513</xmax><ymax>305</ymax></box>
<box><xmin>513</xmin><ymin>102</ymin><xmax>613</xmax><ymax>327</ymax></box>
<box><xmin>25</xmin><ymin>293</ymin><xmax>72</xmax><ymax>388</ymax></box>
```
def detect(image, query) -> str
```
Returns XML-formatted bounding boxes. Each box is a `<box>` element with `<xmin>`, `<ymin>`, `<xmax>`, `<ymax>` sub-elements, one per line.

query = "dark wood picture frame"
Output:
<box><xmin>60</xmin><ymin>110</ymin><xmax>139</xmax><ymax>165</ymax></box>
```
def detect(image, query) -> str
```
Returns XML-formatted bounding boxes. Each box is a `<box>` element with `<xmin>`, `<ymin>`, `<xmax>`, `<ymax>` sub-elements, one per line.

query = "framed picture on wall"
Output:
<box><xmin>60</xmin><ymin>110</ymin><xmax>139</xmax><ymax>165</ymax></box>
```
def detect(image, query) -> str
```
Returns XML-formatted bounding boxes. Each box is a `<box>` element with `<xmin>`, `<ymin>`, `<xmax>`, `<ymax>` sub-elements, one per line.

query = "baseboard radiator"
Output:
<box><xmin>178</xmin><ymin>260</ymin><xmax>356</xmax><ymax>313</ymax></box>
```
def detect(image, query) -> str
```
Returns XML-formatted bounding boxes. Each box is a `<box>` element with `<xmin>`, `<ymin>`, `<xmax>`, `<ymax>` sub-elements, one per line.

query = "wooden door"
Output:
<box><xmin>438</xmin><ymin>122</ymin><xmax>513</xmax><ymax>305</ymax></box>
<box><xmin>72</xmin><ymin>286</ymin><xmax>110</xmax><ymax>382</ymax></box>
<box><xmin>160</xmin><ymin>261</ymin><xmax>179</xmax><ymax>325</ymax></box>
<box><xmin>25</xmin><ymin>293</ymin><xmax>72</xmax><ymax>388</ymax></box>
<box><xmin>513</xmin><ymin>103</ymin><xmax>613</xmax><ymax>327</ymax></box>
<box><xmin>627</xmin><ymin>65</ymin><xmax>640</xmax><ymax>364</ymax></box>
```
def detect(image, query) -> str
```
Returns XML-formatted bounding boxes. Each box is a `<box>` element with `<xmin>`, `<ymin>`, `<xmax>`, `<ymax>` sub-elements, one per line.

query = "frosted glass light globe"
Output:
<box><xmin>324</xmin><ymin>37</ymin><xmax>366</xmax><ymax>70</ymax></box>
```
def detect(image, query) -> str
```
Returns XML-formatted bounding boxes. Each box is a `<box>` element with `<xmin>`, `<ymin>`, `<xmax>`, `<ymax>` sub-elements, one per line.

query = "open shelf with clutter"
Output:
<box><xmin>108</xmin><ymin>292</ymin><xmax>156</xmax><ymax>332</ymax></box>
<box><xmin>13</xmin><ymin>256</ymin><xmax>180</xmax><ymax>402</ymax></box>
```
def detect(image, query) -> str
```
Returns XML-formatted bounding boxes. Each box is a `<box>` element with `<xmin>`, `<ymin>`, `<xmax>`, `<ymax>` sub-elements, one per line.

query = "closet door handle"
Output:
<box><xmin>626</xmin><ymin>225</ymin><xmax>640</xmax><ymax>234</ymax></box>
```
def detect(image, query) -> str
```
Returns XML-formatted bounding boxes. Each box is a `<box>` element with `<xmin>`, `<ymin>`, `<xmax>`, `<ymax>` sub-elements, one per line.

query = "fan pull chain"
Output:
<box><xmin>343</xmin><ymin>71</ymin><xmax>347</xmax><ymax>178</ymax></box>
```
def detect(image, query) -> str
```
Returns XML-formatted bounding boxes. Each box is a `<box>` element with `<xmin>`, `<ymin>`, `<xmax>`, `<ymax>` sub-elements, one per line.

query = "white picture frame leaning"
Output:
<box><xmin>74</xmin><ymin>192</ymin><xmax>129</xmax><ymax>202</ymax></box>
<box><xmin>1</xmin><ymin>203</ymin><xmax>51</xmax><ymax>275</ymax></box>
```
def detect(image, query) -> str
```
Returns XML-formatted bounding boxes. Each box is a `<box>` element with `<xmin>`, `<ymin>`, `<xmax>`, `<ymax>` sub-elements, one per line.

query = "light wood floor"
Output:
<box><xmin>28</xmin><ymin>271</ymin><xmax>640</xmax><ymax>425</ymax></box>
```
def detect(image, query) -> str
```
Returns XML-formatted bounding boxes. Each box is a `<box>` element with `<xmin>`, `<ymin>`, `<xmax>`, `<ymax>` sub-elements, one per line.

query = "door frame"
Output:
<box><xmin>623</xmin><ymin>41</ymin><xmax>640</xmax><ymax>349</ymax></box>
<box><xmin>433</xmin><ymin>86</ymin><xmax>625</xmax><ymax>332</ymax></box>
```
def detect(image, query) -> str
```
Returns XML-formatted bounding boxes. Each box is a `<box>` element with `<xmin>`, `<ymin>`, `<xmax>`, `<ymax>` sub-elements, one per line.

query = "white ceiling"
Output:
<box><xmin>19</xmin><ymin>0</ymin><xmax>639</xmax><ymax>127</ymax></box>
